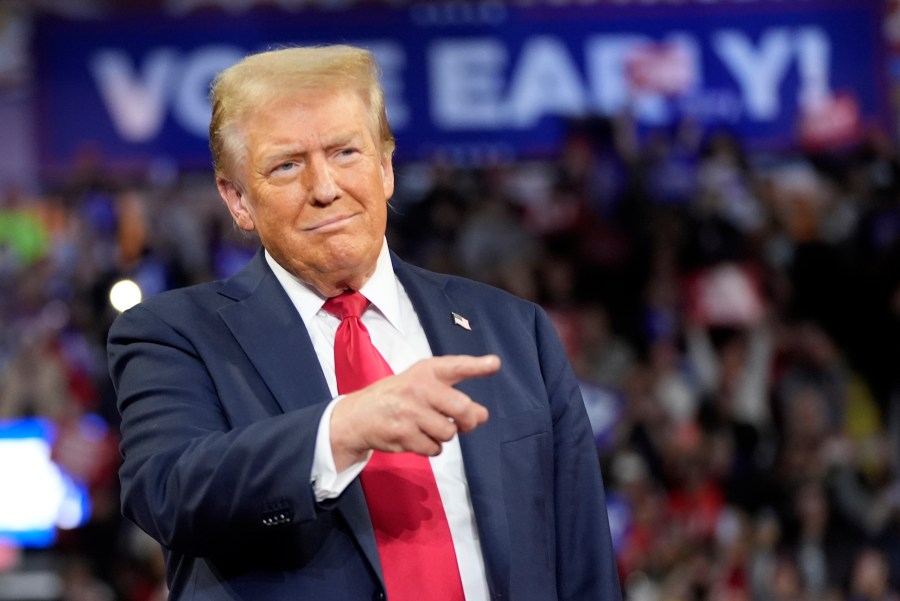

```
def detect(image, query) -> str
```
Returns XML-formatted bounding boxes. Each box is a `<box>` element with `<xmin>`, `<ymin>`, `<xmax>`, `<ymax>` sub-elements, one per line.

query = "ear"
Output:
<box><xmin>217</xmin><ymin>177</ymin><xmax>256</xmax><ymax>232</ymax></box>
<box><xmin>380</xmin><ymin>151</ymin><xmax>395</xmax><ymax>201</ymax></box>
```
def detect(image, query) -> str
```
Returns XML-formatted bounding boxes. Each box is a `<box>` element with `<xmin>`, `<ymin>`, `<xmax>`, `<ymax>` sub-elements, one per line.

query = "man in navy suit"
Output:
<box><xmin>108</xmin><ymin>45</ymin><xmax>622</xmax><ymax>600</ymax></box>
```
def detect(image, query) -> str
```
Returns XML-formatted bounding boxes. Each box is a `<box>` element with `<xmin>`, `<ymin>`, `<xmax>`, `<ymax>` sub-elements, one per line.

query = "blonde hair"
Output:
<box><xmin>208</xmin><ymin>45</ymin><xmax>395</xmax><ymax>180</ymax></box>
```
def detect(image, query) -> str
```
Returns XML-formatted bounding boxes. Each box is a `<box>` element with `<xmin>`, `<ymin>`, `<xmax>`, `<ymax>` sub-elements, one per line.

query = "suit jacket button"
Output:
<box><xmin>373</xmin><ymin>592</ymin><xmax>385</xmax><ymax>601</ymax></box>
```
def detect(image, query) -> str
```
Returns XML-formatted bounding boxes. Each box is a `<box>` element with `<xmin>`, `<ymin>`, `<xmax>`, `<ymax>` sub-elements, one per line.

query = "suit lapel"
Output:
<box><xmin>216</xmin><ymin>251</ymin><xmax>384</xmax><ymax>585</ymax></box>
<box><xmin>394</xmin><ymin>257</ymin><xmax>511</xmax><ymax>598</ymax></box>
<box><xmin>217</xmin><ymin>251</ymin><xmax>331</xmax><ymax>415</ymax></box>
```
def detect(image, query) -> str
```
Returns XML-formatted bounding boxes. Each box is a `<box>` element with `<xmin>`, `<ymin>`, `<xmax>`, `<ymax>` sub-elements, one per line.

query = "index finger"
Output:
<box><xmin>429</xmin><ymin>354</ymin><xmax>501</xmax><ymax>385</ymax></box>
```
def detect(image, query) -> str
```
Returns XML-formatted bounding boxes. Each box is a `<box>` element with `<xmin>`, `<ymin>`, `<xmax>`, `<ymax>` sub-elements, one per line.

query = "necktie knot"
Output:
<box><xmin>323</xmin><ymin>290</ymin><xmax>369</xmax><ymax>321</ymax></box>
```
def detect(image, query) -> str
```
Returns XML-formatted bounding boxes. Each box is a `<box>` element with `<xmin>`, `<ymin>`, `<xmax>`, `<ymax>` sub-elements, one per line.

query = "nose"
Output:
<box><xmin>305</xmin><ymin>155</ymin><xmax>340</xmax><ymax>205</ymax></box>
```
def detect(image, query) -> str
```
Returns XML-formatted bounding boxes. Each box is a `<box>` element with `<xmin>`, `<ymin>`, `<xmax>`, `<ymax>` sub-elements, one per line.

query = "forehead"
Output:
<box><xmin>244</xmin><ymin>88</ymin><xmax>374</xmax><ymax>148</ymax></box>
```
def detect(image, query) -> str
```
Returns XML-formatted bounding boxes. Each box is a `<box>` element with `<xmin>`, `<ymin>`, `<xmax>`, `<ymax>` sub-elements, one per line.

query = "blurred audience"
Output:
<box><xmin>2</xmin><ymin>111</ymin><xmax>900</xmax><ymax>600</ymax></box>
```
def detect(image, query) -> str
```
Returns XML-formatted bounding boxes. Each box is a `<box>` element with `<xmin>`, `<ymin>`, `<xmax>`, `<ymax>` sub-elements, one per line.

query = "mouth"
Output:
<box><xmin>304</xmin><ymin>213</ymin><xmax>357</xmax><ymax>233</ymax></box>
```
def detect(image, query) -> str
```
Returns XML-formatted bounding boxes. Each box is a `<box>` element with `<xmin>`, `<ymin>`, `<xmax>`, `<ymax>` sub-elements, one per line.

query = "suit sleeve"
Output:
<box><xmin>108</xmin><ymin>303</ymin><xmax>330</xmax><ymax>557</ymax></box>
<box><xmin>534</xmin><ymin>306</ymin><xmax>623</xmax><ymax>601</ymax></box>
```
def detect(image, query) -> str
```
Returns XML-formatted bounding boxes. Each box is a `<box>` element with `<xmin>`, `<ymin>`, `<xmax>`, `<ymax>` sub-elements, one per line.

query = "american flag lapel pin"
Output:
<box><xmin>451</xmin><ymin>312</ymin><xmax>472</xmax><ymax>331</ymax></box>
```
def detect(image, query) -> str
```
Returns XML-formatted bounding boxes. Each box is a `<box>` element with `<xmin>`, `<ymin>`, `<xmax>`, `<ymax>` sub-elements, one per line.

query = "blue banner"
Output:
<box><xmin>34</xmin><ymin>0</ymin><xmax>889</xmax><ymax>169</ymax></box>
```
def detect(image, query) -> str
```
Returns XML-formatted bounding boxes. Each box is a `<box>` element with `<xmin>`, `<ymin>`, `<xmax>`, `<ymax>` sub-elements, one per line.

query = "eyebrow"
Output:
<box><xmin>263</xmin><ymin>147</ymin><xmax>304</xmax><ymax>166</ymax></box>
<box><xmin>261</xmin><ymin>133</ymin><xmax>362</xmax><ymax>166</ymax></box>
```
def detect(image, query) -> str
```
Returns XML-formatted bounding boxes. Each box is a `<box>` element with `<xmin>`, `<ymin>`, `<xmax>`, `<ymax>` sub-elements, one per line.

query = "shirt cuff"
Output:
<box><xmin>311</xmin><ymin>397</ymin><xmax>371</xmax><ymax>503</ymax></box>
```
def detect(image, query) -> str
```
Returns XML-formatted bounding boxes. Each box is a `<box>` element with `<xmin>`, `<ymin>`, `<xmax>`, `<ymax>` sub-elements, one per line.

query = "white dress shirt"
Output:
<box><xmin>265</xmin><ymin>240</ymin><xmax>490</xmax><ymax>601</ymax></box>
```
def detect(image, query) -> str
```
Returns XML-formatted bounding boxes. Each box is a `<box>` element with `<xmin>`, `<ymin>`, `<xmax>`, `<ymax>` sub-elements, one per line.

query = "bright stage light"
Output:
<box><xmin>109</xmin><ymin>279</ymin><xmax>142</xmax><ymax>313</ymax></box>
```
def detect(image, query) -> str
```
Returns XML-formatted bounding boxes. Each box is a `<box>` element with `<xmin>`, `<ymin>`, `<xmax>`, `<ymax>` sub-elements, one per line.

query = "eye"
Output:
<box><xmin>276</xmin><ymin>162</ymin><xmax>296</xmax><ymax>171</ymax></box>
<box><xmin>336</xmin><ymin>148</ymin><xmax>358</xmax><ymax>159</ymax></box>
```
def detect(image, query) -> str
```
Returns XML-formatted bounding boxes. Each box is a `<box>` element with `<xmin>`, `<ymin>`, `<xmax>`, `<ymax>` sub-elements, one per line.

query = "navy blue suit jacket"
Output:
<box><xmin>108</xmin><ymin>250</ymin><xmax>622</xmax><ymax>600</ymax></box>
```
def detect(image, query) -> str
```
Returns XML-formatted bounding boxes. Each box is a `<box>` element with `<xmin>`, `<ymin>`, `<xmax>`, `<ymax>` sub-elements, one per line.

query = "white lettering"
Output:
<box><xmin>584</xmin><ymin>34</ymin><xmax>671</xmax><ymax>124</ymax></box>
<box><xmin>172</xmin><ymin>45</ymin><xmax>244</xmax><ymax>138</ymax></box>
<box><xmin>367</xmin><ymin>42</ymin><xmax>409</xmax><ymax>129</ymax></box>
<box><xmin>713</xmin><ymin>29</ymin><xmax>793</xmax><ymax>120</ymax></box>
<box><xmin>89</xmin><ymin>48</ymin><xmax>179</xmax><ymax>142</ymax></box>
<box><xmin>794</xmin><ymin>27</ymin><xmax>831</xmax><ymax>109</ymax></box>
<box><xmin>506</xmin><ymin>36</ymin><xmax>587</xmax><ymax>127</ymax></box>
<box><xmin>429</xmin><ymin>39</ymin><xmax>507</xmax><ymax>129</ymax></box>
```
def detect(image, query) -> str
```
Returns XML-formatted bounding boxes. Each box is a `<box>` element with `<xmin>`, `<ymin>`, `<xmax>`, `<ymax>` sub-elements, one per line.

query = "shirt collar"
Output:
<box><xmin>264</xmin><ymin>239</ymin><xmax>406</xmax><ymax>334</ymax></box>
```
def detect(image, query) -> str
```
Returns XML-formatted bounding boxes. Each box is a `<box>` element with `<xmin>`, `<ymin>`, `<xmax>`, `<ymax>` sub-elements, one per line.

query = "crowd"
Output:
<box><xmin>1</xmin><ymin>111</ymin><xmax>900</xmax><ymax>600</ymax></box>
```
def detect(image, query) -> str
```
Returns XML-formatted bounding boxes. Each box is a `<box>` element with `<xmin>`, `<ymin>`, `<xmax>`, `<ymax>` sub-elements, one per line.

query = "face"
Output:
<box><xmin>218</xmin><ymin>87</ymin><xmax>394</xmax><ymax>297</ymax></box>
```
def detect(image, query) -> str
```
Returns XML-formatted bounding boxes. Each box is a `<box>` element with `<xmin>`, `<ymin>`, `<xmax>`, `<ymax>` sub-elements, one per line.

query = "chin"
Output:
<box><xmin>313</xmin><ymin>251</ymin><xmax>376</xmax><ymax>287</ymax></box>
<box><xmin>325</xmin><ymin>237</ymin><xmax>379</xmax><ymax>267</ymax></box>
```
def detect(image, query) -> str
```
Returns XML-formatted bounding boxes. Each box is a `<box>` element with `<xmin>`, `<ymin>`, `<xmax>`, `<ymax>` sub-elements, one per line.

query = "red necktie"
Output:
<box><xmin>324</xmin><ymin>291</ymin><xmax>466</xmax><ymax>601</ymax></box>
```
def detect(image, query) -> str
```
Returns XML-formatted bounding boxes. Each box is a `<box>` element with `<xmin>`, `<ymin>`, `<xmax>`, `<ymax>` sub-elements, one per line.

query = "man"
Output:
<box><xmin>108</xmin><ymin>45</ymin><xmax>621</xmax><ymax>601</ymax></box>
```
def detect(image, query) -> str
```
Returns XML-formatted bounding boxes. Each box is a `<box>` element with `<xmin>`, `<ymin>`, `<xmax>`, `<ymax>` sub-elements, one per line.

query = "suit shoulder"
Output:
<box><xmin>142</xmin><ymin>278</ymin><xmax>226</xmax><ymax>309</ymax></box>
<box><xmin>114</xmin><ymin>279</ymin><xmax>229</xmax><ymax>330</ymax></box>
<box><xmin>449</xmin><ymin>274</ymin><xmax>534</xmax><ymax>310</ymax></box>
<box><xmin>402</xmin><ymin>262</ymin><xmax>540</xmax><ymax>316</ymax></box>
